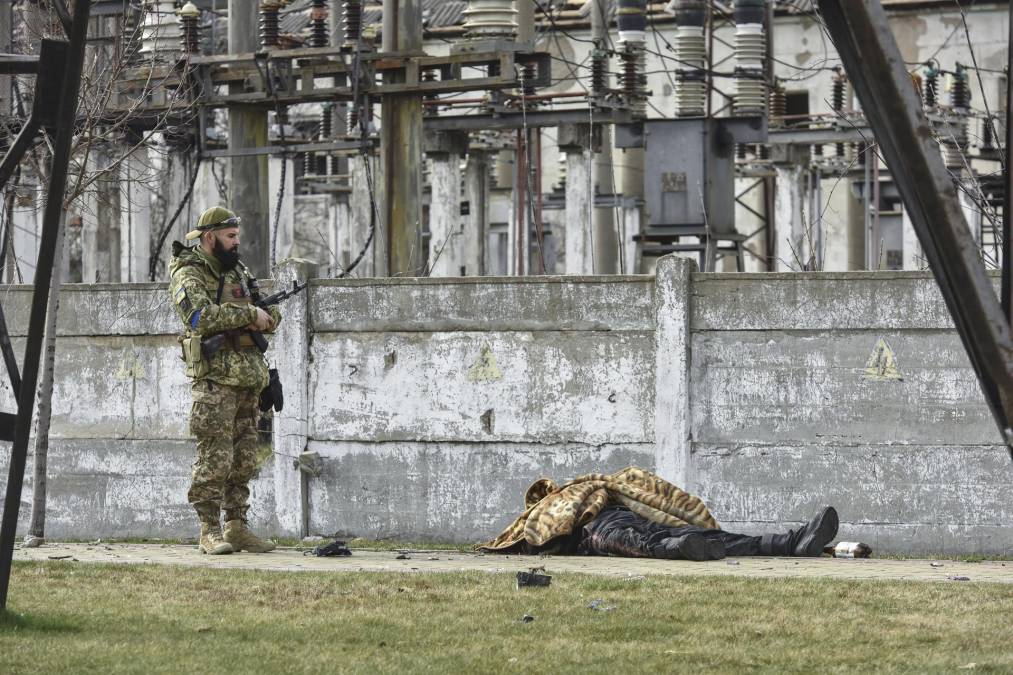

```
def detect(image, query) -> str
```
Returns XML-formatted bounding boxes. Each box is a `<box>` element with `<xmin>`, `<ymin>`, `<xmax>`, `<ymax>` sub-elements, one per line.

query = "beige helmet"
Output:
<box><xmin>185</xmin><ymin>206</ymin><xmax>241</xmax><ymax>241</ymax></box>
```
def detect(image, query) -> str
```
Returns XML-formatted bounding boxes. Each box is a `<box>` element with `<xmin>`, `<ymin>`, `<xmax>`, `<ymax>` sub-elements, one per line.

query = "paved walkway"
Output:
<box><xmin>13</xmin><ymin>542</ymin><xmax>1013</xmax><ymax>584</ymax></box>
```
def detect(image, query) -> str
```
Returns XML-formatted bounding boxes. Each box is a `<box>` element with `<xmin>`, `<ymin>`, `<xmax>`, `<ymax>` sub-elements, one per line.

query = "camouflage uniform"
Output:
<box><xmin>168</xmin><ymin>241</ymin><xmax>282</xmax><ymax>528</ymax></box>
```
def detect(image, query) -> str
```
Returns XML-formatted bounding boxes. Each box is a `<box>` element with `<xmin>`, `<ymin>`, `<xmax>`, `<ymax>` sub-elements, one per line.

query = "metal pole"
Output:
<box><xmin>1004</xmin><ymin>4</ymin><xmax>1012</xmax><ymax>322</ymax></box>
<box><xmin>228</xmin><ymin>0</ymin><xmax>270</xmax><ymax>276</ymax></box>
<box><xmin>0</xmin><ymin>0</ymin><xmax>90</xmax><ymax>609</ymax></box>
<box><xmin>381</xmin><ymin>0</ymin><xmax>423</xmax><ymax>276</ymax></box>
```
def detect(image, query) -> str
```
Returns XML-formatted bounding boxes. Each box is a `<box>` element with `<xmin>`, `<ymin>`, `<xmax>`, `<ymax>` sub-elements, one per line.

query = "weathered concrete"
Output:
<box><xmin>0</xmin><ymin>261</ymin><xmax>1008</xmax><ymax>552</ymax></box>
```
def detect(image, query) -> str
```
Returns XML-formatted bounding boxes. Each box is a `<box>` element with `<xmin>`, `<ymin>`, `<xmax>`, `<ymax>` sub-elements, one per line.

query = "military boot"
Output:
<box><xmin>199</xmin><ymin>523</ymin><xmax>234</xmax><ymax>555</ymax></box>
<box><xmin>223</xmin><ymin>519</ymin><xmax>276</xmax><ymax>553</ymax></box>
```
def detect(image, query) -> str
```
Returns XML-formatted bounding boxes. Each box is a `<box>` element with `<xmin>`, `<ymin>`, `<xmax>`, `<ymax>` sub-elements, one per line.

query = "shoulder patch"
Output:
<box><xmin>174</xmin><ymin>286</ymin><xmax>193</xmax><ymax>315</ymax></box>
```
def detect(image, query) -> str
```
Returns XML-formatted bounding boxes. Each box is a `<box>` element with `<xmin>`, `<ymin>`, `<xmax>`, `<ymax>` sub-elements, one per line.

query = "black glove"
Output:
<box><xmin>259</xmin><ymin>368</ymin><xmax>285</xmax><ymax>412</ymax></box>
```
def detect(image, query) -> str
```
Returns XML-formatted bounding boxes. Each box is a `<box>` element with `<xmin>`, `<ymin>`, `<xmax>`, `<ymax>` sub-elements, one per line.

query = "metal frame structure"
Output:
<box><xmin>0</xmin><ymin>0</ymin><xmax>91</xmax><ymax>609</ymax></box>
<box><xmin>817</xmin><ymin>0</ymin><xmax>1013</xmax><ymax>459</ymax></box>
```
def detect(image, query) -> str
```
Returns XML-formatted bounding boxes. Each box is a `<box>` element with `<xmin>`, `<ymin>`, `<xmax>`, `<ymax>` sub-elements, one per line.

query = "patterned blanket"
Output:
<box><xmin>478</xmin><ymin>466</ymin><xmax>718</xmax><ymax>552</ymax></box>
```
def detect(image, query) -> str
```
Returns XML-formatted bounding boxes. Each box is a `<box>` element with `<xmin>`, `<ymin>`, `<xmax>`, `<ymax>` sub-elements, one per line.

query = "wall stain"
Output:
<box><xmin>467</xmin><ymin>343</ymin><xmax>503</xmax><ymax>383</ymax></box>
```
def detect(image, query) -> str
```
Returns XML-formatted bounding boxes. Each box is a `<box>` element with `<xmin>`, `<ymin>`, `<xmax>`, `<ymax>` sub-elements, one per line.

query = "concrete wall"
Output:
<box><xmin>0</xmin><ymin>258</ymin><xmax>1009</xmax><ymax>553</ymax></box>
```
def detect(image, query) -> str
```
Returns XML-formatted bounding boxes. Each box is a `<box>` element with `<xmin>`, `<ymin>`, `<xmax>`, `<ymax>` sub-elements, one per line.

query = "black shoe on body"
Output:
<box><xmin>761</xmin><ymin>506</ymin><xmax>839</xmax><ymax>557</ymax></box>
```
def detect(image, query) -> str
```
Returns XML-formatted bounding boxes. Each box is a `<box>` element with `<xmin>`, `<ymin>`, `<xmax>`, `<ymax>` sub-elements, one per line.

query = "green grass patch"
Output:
<box><xmin>1</xmin><ymin>562</ymin><xmax>1011</xmax><ymax>673</ymax></box>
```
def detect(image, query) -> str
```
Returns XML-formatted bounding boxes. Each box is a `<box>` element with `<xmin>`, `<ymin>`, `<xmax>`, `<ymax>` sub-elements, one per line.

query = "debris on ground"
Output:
<box><xmin>587</xmin><ymin>599</ymin><xmax>616</xmax><ymax>612</ymax></box>
<box><xmin>395</xmin><ymin>553</ymin><xmax>411</xmax><ymax>560</ymax></box>
<box><xmin>22</xmin><ymin>536</ymin><xmax>44</xmax><ymax>548</ymax></box>
<box><xmin>516</xmin><ymin>567</ymin><xmax>551</xmax><ymax>588</ymax></box>
<box><xmin>47</xmin><ymin>555</ymin><xmax>73</xmax><ymax>560</ymax></box>
<box><xmin>520</xmin><ymin>614</ymin><xmax>536</xmax><ymax>623</ymax></box>
<box><xmin>930</xmin><ymin>562</ymin><xmax>944</xmax><ymax>568</ymax></box>
<box><xmin>947</xmin><ymin>575</ymin><xmax>970</xmax><ymax>582</ymax></box>
<box><xmin>302</xmin><ymin>540</ymin><xmax>352</xmax><ymax>557</ymax></box>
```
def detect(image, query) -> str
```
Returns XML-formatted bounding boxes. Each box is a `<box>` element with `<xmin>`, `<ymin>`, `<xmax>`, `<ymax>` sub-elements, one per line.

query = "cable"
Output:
<box><xmin>148</xmin><ymin>147</ymin><xmax>203</xmax><ymax>281</ymax></box>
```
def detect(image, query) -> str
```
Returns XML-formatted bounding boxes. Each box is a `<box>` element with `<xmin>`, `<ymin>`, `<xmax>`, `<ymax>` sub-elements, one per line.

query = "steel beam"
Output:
<box><xmin>0</xmin><ymin>0</ymin><xmax>90</xmax><ymax>608</ymax></box>
<box><xmin>817</xmin><ymin>0</ymin><xmax>1013</xmax><ymax>458</ymax></box>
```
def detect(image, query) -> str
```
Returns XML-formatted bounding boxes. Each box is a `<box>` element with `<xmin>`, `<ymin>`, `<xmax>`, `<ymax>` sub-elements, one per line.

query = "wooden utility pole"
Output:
<box><xmin>228</xmin><ymin>0</ymin><xmax>270</xmax><ymax>276</ymax></box>
<box><xmin>381</xmin><ymin>0</ymin><xmax>423</xmax><ymax>276</ymax></box>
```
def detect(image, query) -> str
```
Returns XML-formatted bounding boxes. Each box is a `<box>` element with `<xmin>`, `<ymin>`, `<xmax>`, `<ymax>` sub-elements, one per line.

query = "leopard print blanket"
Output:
<box><xmin>478</xmin><ymin>466</ymin><xmax>718</xmax><ymax>551</ymax></box>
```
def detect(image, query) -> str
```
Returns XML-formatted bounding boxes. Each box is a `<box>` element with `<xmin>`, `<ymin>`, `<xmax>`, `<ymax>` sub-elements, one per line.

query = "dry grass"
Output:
<box><xmin>1</xmin><ymin>561</ymin><xmax>1011</xmax><ymax>673</ymax></box>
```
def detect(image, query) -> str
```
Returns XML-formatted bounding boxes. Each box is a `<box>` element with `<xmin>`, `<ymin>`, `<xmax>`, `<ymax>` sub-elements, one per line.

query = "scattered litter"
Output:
<box><xmin>958</xmin><ymin>663</ymin><xmax>977</xmax><ymax>670</ymax></box>
<box><xmin>726</xmin><ymin>560</ymin><xmax>740</xmax><ymax>566</ymax></box>
<box><xmin>622</xmin><ymin>575</ymin><xmax>646</xmax><ymax>582</ymax></box>
<box><xmin>516</xmin><ymin>567</ymin><xmax>551</xmax><ymax>588</ymax></box>
<box><xmin>22</xmin><ymin>536</ymin><xmax>44</xmax><ymax>548</ymax></box>
<box><xmin>47</xmin><ymin>555</ymin><xmax>73</xmax><ymax>560</ymax></box>
<box><xmin>90</xmin><ymin>539</ymin><xmax>103</xmax><ymax>545</ymax></box>
<box><xmin>832</xmin><ymin>542</ymin><xmax>872</xmax><ymax>558</ymax></box>
<box><xmin>303</xmin><ymin>540</ymin><xmax>352</xmax><ymax>557</ymax></box>
<box><xmin>196</xmin><ymin>626</ymin><xmax>213</xmax><ymax>633</ymax></box>
<box><xmin>395</xmin><ymin>554</ymin><xmax>411</xmax><ymax>560</ymax></box>
<box><xmin>520</xmin><ymin>614</ymin><xmax>535</xmax><ymax>623</ymax></box>
<box><xmin>947</xmin><ymin>575</ymin><xmax>971</xmax><ymax>582</ymax></box>
<box><xmin>930</xmin><ymin>562</ymin><xmax>944</xmax><ymax>568</ymax></box>
<box><xmin>587</xmin><ymin>599</ymin><xmax>616</xmax><ymax>612</ymax></box>
<box><xmin>428</xmin><ymin>556</ymin><xmax>439</xmax><ymax>561</ymax></box>
<box><xmin>508</xmin><ymin>657</ymin><xmax>519</xmax><ymax>663</ymax></box>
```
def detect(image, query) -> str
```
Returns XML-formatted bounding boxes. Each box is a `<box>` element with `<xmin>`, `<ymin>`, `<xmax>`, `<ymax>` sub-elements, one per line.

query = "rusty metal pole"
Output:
<box><xmin>381</xmin><ymin>0</ymin><xmax>423</xmax><ymax>276</ymax></box>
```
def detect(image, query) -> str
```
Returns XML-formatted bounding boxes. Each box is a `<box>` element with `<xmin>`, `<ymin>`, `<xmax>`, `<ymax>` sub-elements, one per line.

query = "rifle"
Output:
<box><xmin>201</xmin><ymin>280</ymin><xmax>307</xmax><ymax>358</ymax></box>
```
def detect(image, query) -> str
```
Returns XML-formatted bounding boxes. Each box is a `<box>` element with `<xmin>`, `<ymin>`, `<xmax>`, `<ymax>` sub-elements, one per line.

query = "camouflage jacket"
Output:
<box><xmin>168</xmin><ymin>242</ymin><xmax>282</xmax><ymax>390</ymax></box>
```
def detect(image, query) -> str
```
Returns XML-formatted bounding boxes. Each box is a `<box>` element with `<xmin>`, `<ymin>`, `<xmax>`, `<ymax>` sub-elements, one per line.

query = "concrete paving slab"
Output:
<box><xmin>13</xmin><ymin>543</ymin><xmax>1013</xmax><ymax>584</ymax></box>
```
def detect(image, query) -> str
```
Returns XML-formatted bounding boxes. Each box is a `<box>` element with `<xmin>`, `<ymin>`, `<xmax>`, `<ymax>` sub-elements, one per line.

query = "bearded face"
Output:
<box><xmin>208</xmin><ymin>229</ymin><xmax>240</xmax><ymax>270</ymax></box>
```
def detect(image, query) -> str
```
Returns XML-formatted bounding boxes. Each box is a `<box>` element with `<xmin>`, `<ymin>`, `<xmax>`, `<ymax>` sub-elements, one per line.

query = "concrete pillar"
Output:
<box><xmin>268</xmin><ymin>155</ymin><xmax>295</xmax><ymax>266</ymax></box>
<box><xmin>348</xmin><ymin>153</ymin><xmax>377</xmax><ymax>277</ymax></box>
<box><xmin>271</xmin><ymin>258</ymin><xmax>318</xmax><ymax>536</ymax></box>
<box><xmin>621</xmin><ymin>199</ymin><xmax>641</xmax><ymax>275</ymax></box>
<box><xmin>119</xmin><ymin>149</ymin><xmax>152</xmax><ymax>282</ymax></box>
<box><xmin>463</xmin><ymin>151</ymin><xmax>487</xmax><ymax>276</ymax></box>
<box><xmin>591</xmin><ymin>0</ymin><xmax>617</xmax><ymax>274</ymax></box>
<box><xmin>559</xmin><ymin>123</ymin><xmax>593</xmax><ymax>275</ymax></box>
<box><xmin>901</xmin><ymin>203</ymin><xmax>922</xmax><ymax>270</ymax></box>
<box><xmin>564</xmin><ymin>150</ymin><xmax>591</xmax><ymax>274</ymax></box>
<box><xmin>653</xmin><ymin>254</ymin><xmax>695</xmax><ymax>488</ymax></box>
<box><xmin>427</xmin><ymin>154</ymin><xmax>462</xmax><ymax>277</ymax></box>
<box><xmin>229</xmin><ymin>0</ymin><xmax>270</xmax><ymax>277</ymax></box>
<box><xmin>773</xmin><ymin>164</ymin><xmax>804</xmax><ymax>271</ymax></box>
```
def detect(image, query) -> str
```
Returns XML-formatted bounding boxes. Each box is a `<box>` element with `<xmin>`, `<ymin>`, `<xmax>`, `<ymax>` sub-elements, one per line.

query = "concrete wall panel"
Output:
<box><xmin>310</xmin><ymin>276</ymin><xmax>654</xmax><ymax>333</ymax></box>
<box><xmin>304</xmin><ymin>440</ymin><xmax>654</xmax><ymax>542</ymax></box>
<box><xmin>691</xmin><ymin>330</ymin><xmax>994</xmax><ymax>445</ymax></box>
<box><xmin>309</xmin><ymin>330</ymin><xmax>655</xmax><ymax>444</ymax></box>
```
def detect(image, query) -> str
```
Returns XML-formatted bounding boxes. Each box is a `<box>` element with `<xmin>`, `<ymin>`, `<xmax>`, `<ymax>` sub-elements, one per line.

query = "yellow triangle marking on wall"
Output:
<box><xmin>864</xmin><ymin>338</ymin><xmax>903</xmax><ymax>381</ymax></box>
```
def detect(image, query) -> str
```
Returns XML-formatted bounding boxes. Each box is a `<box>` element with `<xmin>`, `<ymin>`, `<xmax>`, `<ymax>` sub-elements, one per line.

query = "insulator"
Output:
<box><xmin>343</xmin><ymin>0</ymin><xmax>362</xmax><ymax>44</ymax></box>
<box><xmin>617</xmin><ymin>0</ymin><xmax>647</xmax><ymax>45</ymax></box>
<box><xmin>178</xmin><ymin>2</ymin><xmax>200</xmax><ymax>55</ymax></box>
<box><xmin>462</xmin><ymin>0</ymin><xmax>517</xmax><ymax>39</ymax></box>
<box><xmin>140</xmin><ymin>0</ymin><xmax>184</xmax><ymax>62</ymax></box>
<box><xmin>769</xmin><ymin>81</ymin><xmax>786</xmax><ymax>127</ymax></box>
<box><xmin>923</xmin><ymin>70</ymin><xmax>938</xmax><ymax>108</ymax></box>
<box><xmin>981</xmin><ymin>116</ymin><xmax>995</xmax><ymax>152</ymax></box>
<box><xmin>310</xmin><ymin>0</ymin><xmax>329</xmax><ymax>48</ymax></box>
<box><xmin>522</xmin><ymin>63</ymin><xmax>537</xmax><ymax>98</ymax></box>
<box><xmin>260</xmin><ymin>1</ymin><xmax>281</xmax><ymax>48</ymax></box>
<box><xmin>733</xmin><ymin>0</ymin><xmax>766</xmax><ymax>115</ymax></box>
<box><xmin>674</xmin><ymin>1</ymin><xmax>707</xmax><ymax>117</ymax></box>
<box><xmin>558</xmin><ymin>153</ymin><xmax>567</xmax><ymax>189</ymax></box>
<box><xmin>950</xmin><ymin>68</ymin><xmax>970</xmax><ymax>111</ymax></box>
<box><xmin>422</xmin><ymin>69</ymin><xmax>439</xmax><ymax>106</ymax></box>
<box><xmin>590</xmin><ymin>48</ymin><xmax>608</xmax><ymax>95</ymax></box>
<box><xmin>620</xmin><ymin>45</ymin><xmax>646</xmax><ymax>115</ymax></box>
<box><xmin>832</xmin><ymin>70</ymin><xmax>847</xmax><ymax>157</ymax></box>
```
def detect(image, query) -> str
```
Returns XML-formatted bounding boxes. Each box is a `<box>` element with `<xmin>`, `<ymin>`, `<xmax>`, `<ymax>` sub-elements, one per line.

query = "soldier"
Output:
<box><xmin>168</xmin><ymin>206</ymin><xmax>281</xmax><ymax>555</ymax></box>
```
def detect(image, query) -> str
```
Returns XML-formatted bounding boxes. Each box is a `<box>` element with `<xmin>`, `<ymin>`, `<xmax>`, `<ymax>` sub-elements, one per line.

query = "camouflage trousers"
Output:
<box><xmin>187</xmin><ymin>379</ymin><xmax>261</xmax><ymax>525</ymax></box>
